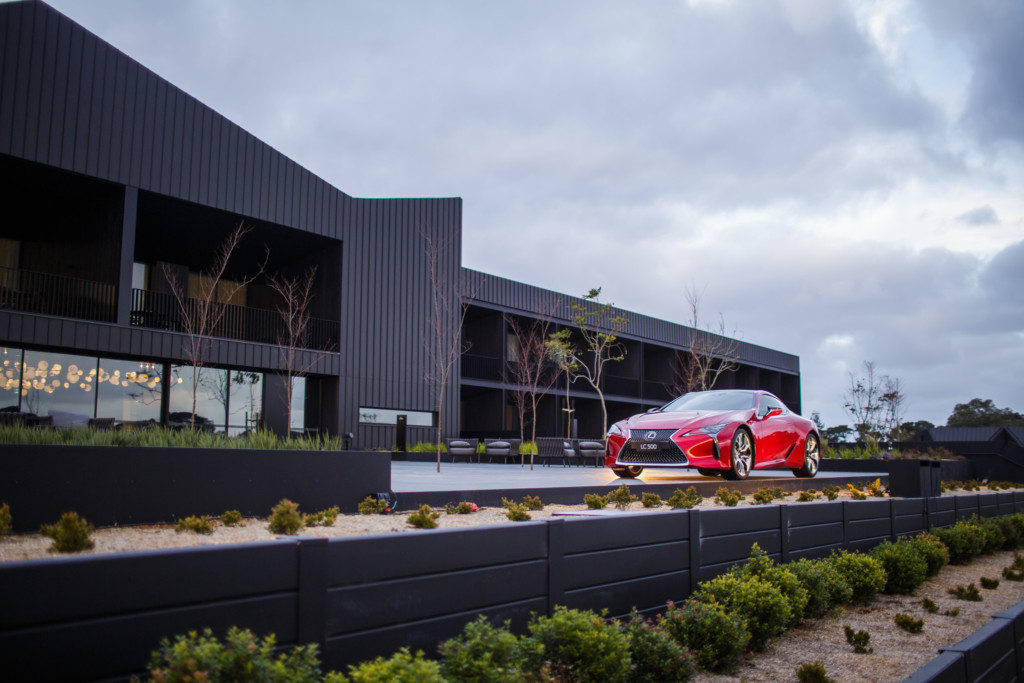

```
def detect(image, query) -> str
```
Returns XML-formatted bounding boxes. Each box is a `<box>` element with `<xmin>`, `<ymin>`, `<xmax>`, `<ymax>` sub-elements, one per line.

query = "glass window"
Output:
<box><xmin>168</xmin><ymin>364</ymin><xmax>229</xmax><ymax>432</ymax></box>
<box><xmin>0</xmin><ymin>347</ymin><xmax>23</xmax><ymax>412</ymax></box>
<box><xmin>131</xmin><ymin>262</ymin><xmax>149</xmax><ymax>290</ymax></box>
<box><xmin>95</xmin><ymin>358</ymin><xmax>162</xmax><ymax>424</ymax></box>
<box><xmin>21</xmin><ymin>350</ymin><xmax>99</xmax><ymax>426</ymax></box>
<box><xmin>228</xmin><ymin>370</ymin><xmax>263</xmax><ymax>436</ymax></box>
<box><xmin>359</xmin><ymin>407</ymin><xmax>434</xmax><ymax>427</ymax></box>
<box><xmin>290</xmin><ymin>376</ymin><xmax>305</xmax><ymax>431</ymax></box>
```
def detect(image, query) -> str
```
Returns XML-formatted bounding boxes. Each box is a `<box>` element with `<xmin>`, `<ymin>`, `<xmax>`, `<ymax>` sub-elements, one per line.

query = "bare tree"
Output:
<box><xmin>843</xmin><ymin>360</ymin><xmax>907</xmax><ymax>442</ymax></box>
<box><xmin>879</xmin><ymin>375</ymin><xmax>907</xmax><ymax>440</ymax></box>
<box><xmin>504</xmin><ymin>302</ymin><xmax>559</xmax><ymax>469</ymax></box>
<box><xmin>545</xmin><ymin>287</ymin><xmax>627</xmax><ymax>437</ymax></box>
<box><xmin>162</xmin><ymin>223</ymin><xmax>264</xmax><ymax>428</ymax></box>
<box><xmin>669</xmin><ymin>285</ymin><xmax>740</xmax><ymax>396</ymax></box>
<box><xmin>422</xmin><ymin>228</ymin><xmax>473</xmax><ymax>472</ymax></box>
<box><xmin>267</xmin><ymin>266</ymin><xmax>321</xmax><ymax>434</ymax></box>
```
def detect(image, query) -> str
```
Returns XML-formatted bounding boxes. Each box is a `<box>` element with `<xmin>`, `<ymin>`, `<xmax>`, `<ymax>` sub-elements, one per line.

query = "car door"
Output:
<box><xmin>752</xmin><ymin>395</ymin><xmax>796</xmax><ymax>465</ymax></box>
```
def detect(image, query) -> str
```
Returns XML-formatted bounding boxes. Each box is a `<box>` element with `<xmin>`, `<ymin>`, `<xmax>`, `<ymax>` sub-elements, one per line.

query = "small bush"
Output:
<box><xmin>667</xmin><ymin>487</ymin><xmax>702</xmax><ymax>509</ymax></box>
<box><xmin>949</xmin><ymin>583</ymin><xmax>982</xmax><ymax>601</ymax></box>
<box><xmin>641</xmin><ymin>492</ymin><xmax>663</xmax><ymax>508</ymax></box>
<box><xmin>358</xmin><ymin>495</ymin><xmax>390</xmax><ymax>515</ymax></box>
<box><xmin>694</xmin><ymin>572</ymin><xmax>790</xmax><ymax>650</ymax></box>
<box><xmin>895</xmin><ymin>613</ymin><xmax>923</xmax><ymax>634</ymax></box>
<box><xmin>796</xmin><ymin>490</ymin><xmax>820</xmax><ymax>502</ymax></box>
<box><xmin>408</xmin><ymin>441</ymin><xmax>447</xmax><ymax>454</ymax></box>
<box><xmin>714</xmin><ymin>487</ymin><xmax>743</xmax><ymax>507</ymax></box>
<box><xmin>406</xmin><ymin>504</ymin><xmax>440</xmax><ymax>529</ymax></box>
<box><xmin>964</xmin><ymin>479</ymin><xmax>982</xmax><ymax>492</ymax></box>
<box><xmin>846</xmin><ymin>483</ymin><xmax>867</xmax><ymax>501</ymax></box>
<box><xmin>445</xmin><ymin>501</ymin><xmax>478</xmax><ymax>515</ymax></box>
<box><xmin>584</xmin><ymin>493</ymin><xmax>609</xmax><ymax>510</ymax></box>
<box><xmin>144</xmin><ymin>626</ymin><xmax>321</xmax><ymax>683</ymax></box>
<box><xmin>922</xmin><ymin>597</ymin><xmax>939</xmax><ymax>614</ymax></box>
<box><xmin>996</xmin><ymin>516</ymin><xmax>1023</xmax><ymax>550</ymax></box>
<box><xmin>40</xmin><ymin>511</ymin><xmax>94</xmax><ymax>553</ymax></box>
<box><xmin>843</xmin><ymin>625</ymin><xmax>872</xmax><ymax>654</ymax></box>
<box><xmin>268</xmin><ymin>499</ymin><xmax>304</xmax><ymax>535</ymax></box>
<box><xmin>0</xmin><ymin>502</ymin><xmax>11</xmax><ymax>534</ymax></box>
<box><xmin>175</xmin><ymin>515</ymin><xmax>214</xmax><ymax>535</ymax></box>
<box><xmin>795</xmin><ymin>661</ymin><xmax>834</xmax><ymax>683</ymax></box>
<box><xmin>340</xmin><ymin>647</ymin><xmax>444</xmax><ymax>682</ymax></box>
<box><xmin>822</xmin><ymin>485</ymin><xmax>840</xmax><ymax>501</ymax></box>
<box><xmin>609</xmin><ymin>484</ymin><xmax>638</xmax><ymax>511</ymax></box>
<box><xmin>946</xmin><ymin>608</ymin><xmax>961</xmax><ymax>617</ymax></box>
<box><xmin>733</xmin><ymin>544</ymin><xmax>808</xmax><ymax>627</ymax></box>
<box><xmin>866</xmin><ymin>478</ymin><xmax>886</xmax><ymax>497</ymax></box>
<box><xmin>752</xmin><ymin>487</ymin><xmax>780</xmax><ymax>505</ymax></box>
<box><xmin>789</xmin><ymin>558</ymin><xmax>839</xmax><ymax>618</ymax></box>
<box><xmin>659</xmin><ymin>600</ymin><xmax>749</xmax><ymax>672</ymax></box>
<box><xmin>828</xmin><ymin>550</ymin><xmax>886</xmax><ymax>603</ymax></box>
<box><xmin>504</xmin><ymin>502</ymin><xmax>531</xmax><ymax>522</ymax></box>
<box><xmin>622</xmin><ymin>611</ymin><xmax>696</xmax><ymax>683</ymax></box>
<box><xmin>871</xmin><ymin>539</ymin><xmax>927</xmax><ymax>594</ymax></box>
<box><xmin>304</xmin><ymin>506</ymin><xmax>340</xmax><ymax>527</ymax></box>
<box><xmin>933</xmin><ymin>520</ymin><xmax>986</xmax><ymax>564</ymax></box>
<box><xmin>521</xmin><ymin>495</ymin><xmax>544</xmax><ymax>511</ymax></box>
<box><xmin>521</xmin><ymin>606</ymin><xmax>632</xmax><ymax>683</ymax></box>
<box><xmin>1003</xmin><ymin>553</ymin><xmax>1024</xmax><ymax>581</ymax></box>
<box><xmin>911</xmin><ymin>532</ymin><xmax>950</xmax><ymax>577</ymax></box>
<box><xmin>439</xmin><ymin>615</ymin><xmax>523</xmax><ymax>683</ymax></box>
<box><xmin>221</xmin><ymin>509</ymin><xmax>242</xmax><ymax>526</ymax></box>
<box><xmin>981</xmin><ymin>576</ymin><xmax>1000</xmax><ymax>590</ymax></box>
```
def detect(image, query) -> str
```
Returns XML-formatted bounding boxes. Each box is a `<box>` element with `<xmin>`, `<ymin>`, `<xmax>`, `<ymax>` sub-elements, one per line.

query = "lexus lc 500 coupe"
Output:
<box><xmin>604</xmin><ymin>389</ymin><xmax>820</xmax><ymax>480</ymax></box>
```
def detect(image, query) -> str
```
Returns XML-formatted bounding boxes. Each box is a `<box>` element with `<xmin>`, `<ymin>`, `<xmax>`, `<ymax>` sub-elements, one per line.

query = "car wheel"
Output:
<box><xmin>794</xmin><ymin>432</ymin><xmax>820</xmax><ymax>478</ymax></box>
<box><xmin>696</xmin><ymin>468</ymin><xmax>720</xmax><ymax>477</ymax></box>
<box><xmin>722</xmin><ymin>428</ymin><xmax>753</xmax><ymax>481</ymax></box>
<box><xmin>612</xmin><ymin>466</ymin><xmax>643</xmax><ymax>478</ymax></box>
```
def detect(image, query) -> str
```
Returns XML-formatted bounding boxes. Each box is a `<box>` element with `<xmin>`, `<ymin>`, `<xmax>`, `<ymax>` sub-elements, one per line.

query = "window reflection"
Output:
<box><xmin>95</xmin><ymin>358</ymin><xmax>162</xmax><ymax>423</ymax></box>
<box><xmin>291</xmin><ymin>376</ymin><xmax>306</xmax><ymax>431</ymax></box>
<box><xmin>168</xmin><ymin>365</ymin><xmax>230</xmax><ymax>431</ymax></box>
<box><xmin>21</xmin><ymin>350</ymin><xmax>99</xmax><ymax>426</ymax></box>
<box><xmin>228</xmin><ymin>370</ymin><xmax>262</xmax><ymax>436</ymax></box>
<box><xmin>0</xmin><ymin>348</ymin><xmax>22</xmax><ymax>412</ymax></box>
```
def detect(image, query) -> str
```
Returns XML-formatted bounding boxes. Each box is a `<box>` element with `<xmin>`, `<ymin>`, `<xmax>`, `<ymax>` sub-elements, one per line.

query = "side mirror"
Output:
<box><xmin>765</xmin><ymin>407</ymin><xmax>783</xmax><ymax>419</ymax></box>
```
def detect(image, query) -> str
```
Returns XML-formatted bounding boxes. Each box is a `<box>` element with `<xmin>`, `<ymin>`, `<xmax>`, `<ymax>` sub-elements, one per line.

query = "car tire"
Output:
<box><xmin>612</xmin><ymin>466</ymin><xmax>644</xmax><ymax>478</ymax></box>
<box><xmin>696</xmin><ymin>468</ymin><xmax>719</xmax><ymax>477</ymax></box>
<box><xmin>722</xmin><ymin>428</ymin><xmax>753</xmax><ymax>481</ymax></box>
<box><xmin>794</xmin><ymin>432</ymin><xmax>820</xmax><ymax>478</ymax></box>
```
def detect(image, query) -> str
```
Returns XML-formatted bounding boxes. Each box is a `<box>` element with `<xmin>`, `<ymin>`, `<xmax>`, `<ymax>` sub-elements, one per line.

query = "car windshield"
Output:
<box><xmin>662</xmin><ymin>391</ymin><xmax>756</xmax><ymax>412</ymax></box>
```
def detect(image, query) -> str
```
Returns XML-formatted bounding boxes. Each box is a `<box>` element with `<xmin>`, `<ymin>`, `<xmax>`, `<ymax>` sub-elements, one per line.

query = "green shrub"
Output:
<box><xmin>714</xmin><ymin>487</ymin><xmax>743</xmax><ymax>507</ymax></box>
<box><xmin>358</xmin><ymin>496</ymin><xmax>390</xmax><ymax>515</ymax></box>
<box><xmin>521</xmin><ymin>495</ymin><xmax>544</xmax><ymax>511</ymax></box>
<box><xmin>922</xmin><ymin>597</ymin><xmax>939</xmax><ymax>613</ymax></box>
<box><xmin>910</xmin><ymin>532</ymin><xmax>949</xmax><ymax>577</ymax></box>
<box><xmin>641</xmin><ymin>492</ymin><xmax>662</xmax><ymax>508</ymax></box>
<box><xmin>175</xmin><ymin>515</ymin><xmax>214</xmax><ymax>535</ymax></box>
<box><xmin>981</xmin><ymin>576</ymin><xmax>1000</xmax><ymax>590</ymax></box>
<box><xmin>659</xmin><ymin>600</ymin><xmax>748</xmax><ymax>672</ymax></box>
<box><xmin>946</xmin><ymin>608</ymin><xmax>961</xmax><ymax>617</ymax></box>
<box><xmin>221</xmin><ymin>509</ymin><xmax>242</xmax><ymax>526</ymax></box>
<box><xmin>865</xmin><ymin>478</ymin><xmax>885</xmax><ymax>497</ymax></box>
<box><xmin>304</xmin><ymin>506</ymin><xmax>340</xmax><ymax>527</ymax></box>
<box><xmin>970</xmin><ymin>515</ymin><xmax>1006</xmax><ymax>554</ymax></box>
<box><xmin>439</xmin><ymin>615</ymin><xmax>523</xmax><ymax>683</ymax></box>
<box><xmin>268</xmin><ymin>499</ymin><xmax>304</xmax><ymax>535</ymax></box>
<box><xmin>949</xmin><ymin>583</ymin><xmax>982</xmax><ymax>601</ymax></box>
<box><xmin>406</xmin><ymin>504</ymin><xmax>440</xmax><ymax>529</ymax></box>
<box><xmin>788</xmin><ymin>558</ymin><xmax>839</xmax><ymax>618</ymax></box>
<box><xmin>520</xmin><ymin>607</ymin><xmax>632</xmax><ymax>683</ymax></box>
<box><xmin>584</xmin><ymin>493</ymin><xmax>609</xmax><ymax>510</ymax></box>
<box><xmin>667</xmin><ymin>487</ymin><xmax>702</xmax><ymax>509</ymax></box>
<box><xmin>997</xmin><ymin>515</ymin><xmax>1024</xmax><ymax>550</ymax></box>
<box><xmin>732</xmin><ymin>544</ymin><xmax>808</xmax><ymax>626</ymax></box>
<box><xmin>795</xmin><ymin>661</ymin><xmax>834</xmax><ymax>683</ymax></box>
<box><xmin>843</xmin><ymin>625</ymin><xmax>872</xmax><ymax>654</ymax></box>
<box><xmin>1003</xmin><ymin>553</ymin><xmax>1024</xmax><ymax>581</ymax></box>
<box><xmin>694</xmin><ymin>572</ymin><xmax>790</xmax><ymax>650</ymax></box>
<box><xmin>828</xmin><ymin>550</ymin><xmax>886</xmax><ymax>603</ymax></box>
<box><xmin>337</xmin><ymin>647</ymin><xmax>444</xmax><ymax>683</ymax></box>
<box><xmin>895</xmin><ymin>613</ymin><xmax>923</xmax><ymax>634</ymax></box>
<box><xmin>846</xmin><ymin>483</ymin><xmax>867</xmax><ymax>501</ymax></box>
<box><xmin>796</xmin><ymin>490</ymin><xmax>820</xmax><ymax>502</ymax></box>
<box><xmin>621</xmin><ymin>611</ymin><xmax>696</xmax><ymax>683</ymax></box>
<box><xmin>40</xmin><ymin>511</ymin><xmax>94</xmax><ymax>553</ymax></box>
<box><xmin>144</xmin><ymin>626</ymin><xmax>321</xmax><ymax>683</ymax></box>
<box><xmin>504</xmin><ymin>502</ymin><xmax>531</xmax><ymax>522</ymax></box>
<box><xmin>822</xmin><ymin>485</ymin><xmax>840</xmax><ymax>501</ymax></box>
<box><xmin>609</xmin><ymin>484</ymin><xmax>638</xmax><ymax>511</ymax></box>
<box><xmin>963</xmin><ymin>479</ymin><xmax>982</xmax><ymax>492</ymax></box>
<box><xmin>0</xmin><ymin>502</ymin><xmax>11</xmax><ymax>534</ymax></box>
<box><xmin>933</xmin><ymin>520</ymin><xmax>986</xmax><ymax>563</ymax></box>
<box><xmin>445</xmin><ymin>501</ymin><xmax>478</xmax><ymax>514</ymax></box>
<box><xmin>408</xmin><ymin>441</ymin><xmax>446</xmax><ymax>454</ymax></box>
<box><xmin>871</xmin><ymin>539</ymin><xmax>927</xmax><ymax>594</ymax></box>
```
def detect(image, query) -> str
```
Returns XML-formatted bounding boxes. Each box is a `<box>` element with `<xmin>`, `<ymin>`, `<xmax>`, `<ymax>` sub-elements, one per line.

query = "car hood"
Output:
<box><xmin>621</xmin><ymin>409</ymin><xmax>751</xmax><ymax>433</ymax></box>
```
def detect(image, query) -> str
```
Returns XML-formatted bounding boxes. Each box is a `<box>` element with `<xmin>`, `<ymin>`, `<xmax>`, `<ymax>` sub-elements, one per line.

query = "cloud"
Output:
<box><xmin>955</xmin><ymin>205</ymin><xmax>999</xmax><ymax>226</ymax></box>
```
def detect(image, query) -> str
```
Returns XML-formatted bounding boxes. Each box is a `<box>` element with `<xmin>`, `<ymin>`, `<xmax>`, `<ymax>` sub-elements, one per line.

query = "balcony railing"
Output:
<box><xmin>0</xmin><ymin>265</ymin><xmax>116</xmax><ymax>323</ymax></box>
<box><xmin>462</xmin><ymin>354</ymin><xmax>502</xmax><ymax>381</ymax></box>
<box><xmin>130</xmin><ymin>289</ymin><xmax>339</xmax><ymax>350</ymax></box>
<box><xmin>603</xmin><ymin>374</ymin><xmax>639</xmax><ymax>396</ymax></box>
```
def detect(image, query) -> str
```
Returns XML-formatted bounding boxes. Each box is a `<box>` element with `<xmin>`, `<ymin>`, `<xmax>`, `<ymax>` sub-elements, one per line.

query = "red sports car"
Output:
<box><xmin>605</xmin><ymin>389</ymin><xmax>820</xmax><ymax>480</ymax></box>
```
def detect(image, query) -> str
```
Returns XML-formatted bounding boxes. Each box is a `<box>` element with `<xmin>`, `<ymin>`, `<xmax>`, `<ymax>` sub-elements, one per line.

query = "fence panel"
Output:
<box><xmin>787</xmin><ymin>501</ymin><xmax>844</xmax><ymax>561</ymax></box>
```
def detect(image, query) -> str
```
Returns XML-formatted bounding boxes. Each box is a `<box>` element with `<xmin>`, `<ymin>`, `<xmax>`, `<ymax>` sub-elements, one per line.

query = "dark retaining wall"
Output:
<box><xmin>907</xmin><ymin>601</ymin><xmax>1024</xmax><ymax>682</ymax></box>
<box><xmin>3</xmin><ymin>492</ymin><xmax>1024</xmax><ymax>682</ymax></box>
<box><xmin>0</xmin><ymin>445</ymin><xmax>391</xmax><ymax>531</ymax></box>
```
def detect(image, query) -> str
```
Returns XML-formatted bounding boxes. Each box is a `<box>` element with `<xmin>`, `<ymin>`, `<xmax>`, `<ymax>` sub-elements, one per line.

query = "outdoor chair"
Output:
<box><xmin>484</xmin><ymin>438</ymin><xmax>521</xmax><ymax>464</ymax></box>
<box><xmin>577</xmin><ymin>439</ymin><xmax>606</xmax><ymax>467</ymax></box>
<box><xmin>446</xmin><ymin>437</ymin><xmax>479</xmax><ymax>463</ymax></box>
<box><xmin>88</xmin><ymin>417</ymin><xmax>116</xmax><ymax>430</ymax></box>
<box><xmin>535</xmin><ymin>437</ymin><xmax>572</xmax><ymax>466</ymax></box>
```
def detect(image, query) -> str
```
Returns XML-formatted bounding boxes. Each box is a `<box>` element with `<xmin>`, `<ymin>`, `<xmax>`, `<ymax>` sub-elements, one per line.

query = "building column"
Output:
<box><xmin>116</xmin><ymin>186</ymin><xmax>138</xmax><ymax>327</ymax></box>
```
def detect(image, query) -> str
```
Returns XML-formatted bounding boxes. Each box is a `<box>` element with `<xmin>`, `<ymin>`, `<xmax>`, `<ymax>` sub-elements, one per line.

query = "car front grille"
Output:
<box><xmin>616</xmin><ymin>429</ymin><xmax>687</xmax><ymax>465</ymax></box>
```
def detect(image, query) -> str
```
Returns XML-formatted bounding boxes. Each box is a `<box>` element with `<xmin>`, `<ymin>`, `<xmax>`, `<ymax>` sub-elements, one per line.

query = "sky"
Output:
<box><xmin>43</xmin><ymin>0</ymin><xmax>1024</xmax><ymax>429</ymax></box>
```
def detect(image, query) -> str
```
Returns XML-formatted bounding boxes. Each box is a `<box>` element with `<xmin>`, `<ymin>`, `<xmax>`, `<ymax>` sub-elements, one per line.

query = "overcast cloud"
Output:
<box><xmin>45</xmin><ymin>0</ymin><xmax>1024</xmax><ymax>428</ymax></box>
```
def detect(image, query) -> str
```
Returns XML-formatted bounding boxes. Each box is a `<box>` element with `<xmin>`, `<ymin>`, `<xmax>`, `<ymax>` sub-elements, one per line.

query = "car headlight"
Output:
<box><xmin>688</xmin><ymin>423</ymin><xmax>729</xmax><ymax>437</ymax></box>
<box><xmin>607</xmin><ymin>423</ymin><xmax>627</xmax><ymax>438</ymax></box>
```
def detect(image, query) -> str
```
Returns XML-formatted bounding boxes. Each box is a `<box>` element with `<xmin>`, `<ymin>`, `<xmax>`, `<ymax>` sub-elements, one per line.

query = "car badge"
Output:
<box><xmin>645</xmin><ymin>431</ymin><xmax>657</xmax><ymax>440</ymax></box>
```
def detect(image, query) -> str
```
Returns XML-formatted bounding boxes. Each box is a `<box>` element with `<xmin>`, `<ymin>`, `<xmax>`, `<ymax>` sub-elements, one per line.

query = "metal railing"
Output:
<box><xmin>462</xmin><ymin>353</ymin><xmax>502</xmax><ymax>381</ymax></box>
<box><xmin>130</xmin><ymin>288</ymin><xmax>339</xmax><ymax>350</ymax></box>
<box><xmin>0</xmin><ymin>265</ymin><xmax>116</xmax><ymax>323</ymax></box>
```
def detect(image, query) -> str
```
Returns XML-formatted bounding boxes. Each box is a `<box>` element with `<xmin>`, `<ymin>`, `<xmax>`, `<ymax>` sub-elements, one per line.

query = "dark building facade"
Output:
<box><xmin>0</xmin><ymin>1</ymin><xmax>800</xmax><ymax>449</ymax></box>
